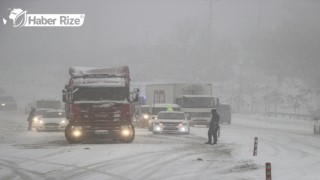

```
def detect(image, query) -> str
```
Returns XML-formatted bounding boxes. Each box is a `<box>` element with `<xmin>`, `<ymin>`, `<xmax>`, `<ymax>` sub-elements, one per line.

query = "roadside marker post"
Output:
<box><xmin>253</xmin><ymin>137</ymin><xmax>258</xmax><ymax>156</ymax></box>
<box><xmin>266</xmin><ymin>162</ymin><xmax>272</xmax><ymax>180</ymax></box>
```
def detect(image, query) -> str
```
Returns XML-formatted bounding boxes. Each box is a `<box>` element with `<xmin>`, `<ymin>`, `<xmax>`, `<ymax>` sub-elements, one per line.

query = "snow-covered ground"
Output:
<box><xmin>0</xmin><ymin>111</ymin><xmax>319</xmax><ymax>180</ymax></box>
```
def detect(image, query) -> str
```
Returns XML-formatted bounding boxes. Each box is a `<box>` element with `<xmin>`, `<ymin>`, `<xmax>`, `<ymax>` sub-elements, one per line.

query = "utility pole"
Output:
<box><xmin>208</xmin><ymin>0</ymin><xmax>214</xmax><ymax>51</ymax></box>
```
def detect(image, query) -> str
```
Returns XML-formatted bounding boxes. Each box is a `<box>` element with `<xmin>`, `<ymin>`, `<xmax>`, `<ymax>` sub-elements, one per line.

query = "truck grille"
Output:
<box><xmin>73</xmin><ymin>103</ymin><xmax>129</xmax><ymax>130</ymax></box>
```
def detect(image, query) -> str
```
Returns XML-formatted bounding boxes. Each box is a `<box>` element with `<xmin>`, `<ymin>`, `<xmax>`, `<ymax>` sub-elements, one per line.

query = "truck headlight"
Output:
<box><xmin>122</xmin><ymin>129</ymin><xmax>130</xmax><ymax>136</ymax></box>
<box><xmin>121</xmin><ymin>125</ymin><xmax>131</xmax><ymax>136</ymax></box>
<box><xmin>39</xmin><ymin>120</ymin><xmax>44</xmax><ymax>124</ymax></box>
<box><xmin>1</xmin><ymin>103</ymin><xmax>5</xmax><ymax>106</ymax></box>
<box><xmin>72</xmin><ymin>126</ymin><xmax>83</xmax><ymax>137</ymax></box>
<box><xmin>61</xmin><ymin>120</ymin><xmax>66</xmax><ymax>124</ymax></box>
<box><xmin>72</xmin><ymin>130</ymin><xmax>82</xmax><ymax>137</ymax></box>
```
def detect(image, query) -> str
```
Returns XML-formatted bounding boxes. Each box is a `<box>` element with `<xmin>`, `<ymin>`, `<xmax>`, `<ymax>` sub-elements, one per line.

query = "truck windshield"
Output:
<box><xmin>73</xmin><ymin>87</ymin><xmax>129</xmax><ymax>101</ymax></box>
<box><xmin>177</xmin><ymin>97</ymin><xmax>216</xmax><ymax>108</ymax></box>
<box><xmin>36</xmin><ymin>101</ymin><xmax>61</xmax><ymax>109</ymax></box>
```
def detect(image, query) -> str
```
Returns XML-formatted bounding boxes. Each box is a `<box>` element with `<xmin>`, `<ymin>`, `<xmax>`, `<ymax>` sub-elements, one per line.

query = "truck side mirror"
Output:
<box><xmin>62</xmin><ymin>89</ymin><xmax>67</xmax><ymax>102</ymax></box>
<box><xmin>185</xmin><ymin>113</ymin><xmax>191</xmax><ymax>120</ymax></box>
<box><xmin>131</xmin><ymin>88</ymin><xmax>140</xmax><ymax>102</ymax></box>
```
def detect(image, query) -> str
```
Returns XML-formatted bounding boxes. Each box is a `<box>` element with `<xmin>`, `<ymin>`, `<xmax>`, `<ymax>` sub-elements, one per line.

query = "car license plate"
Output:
<box><xmin>94</xmin><ymin>130</ymin><xmax>109</xmax><ymax>134</ymax></box>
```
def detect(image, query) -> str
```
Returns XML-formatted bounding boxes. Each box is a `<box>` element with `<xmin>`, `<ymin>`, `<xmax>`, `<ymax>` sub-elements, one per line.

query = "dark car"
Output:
<box><xmin>0</xmin><ymin>95</ymin><xmax>18</xmax><ymax>110</ymax></box>
<box><xmin>133</xmin><ymin>105</ymin><xmax>151</xmax><ymax>128</ymax></box>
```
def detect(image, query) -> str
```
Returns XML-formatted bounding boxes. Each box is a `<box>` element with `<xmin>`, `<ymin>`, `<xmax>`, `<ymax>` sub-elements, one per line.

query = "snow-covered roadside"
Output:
<box><xmin>231</xmin><ymin>113</ymin><xmax>314</xmax><ymax>133</ymax></box>
<box><xmin>1</xmin><ymin>111</ymin><xmax>320</xmax><ymax>180</ymax></box>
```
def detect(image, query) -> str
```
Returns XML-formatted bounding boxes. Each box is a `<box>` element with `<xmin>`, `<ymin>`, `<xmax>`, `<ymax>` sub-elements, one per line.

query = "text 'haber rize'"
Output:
<box><xmin>28</xmin><ymin>16</ymin><xmax>81</xmax><ymax>25</ymax></box>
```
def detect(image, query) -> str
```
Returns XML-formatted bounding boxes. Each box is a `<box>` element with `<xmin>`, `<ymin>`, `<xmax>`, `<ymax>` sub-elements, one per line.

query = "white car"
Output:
<box><xmin>36</xmin><ymin>110</ymin><xmax>67</xmax><ymax>132</ymax></box>
<box><xmin>153</xmin><ymin>111</ymin><xmax>190</xmax><ymax>134</ymax></box>
<box><xmin>148</xmin><ymin>104</ymin><xmax>182</xmax><ymax>131</ymax></box>
<box><xmin>314</xmin><ymin>119</ymin><xmax>320</xmax><ymax>134</ymax></box>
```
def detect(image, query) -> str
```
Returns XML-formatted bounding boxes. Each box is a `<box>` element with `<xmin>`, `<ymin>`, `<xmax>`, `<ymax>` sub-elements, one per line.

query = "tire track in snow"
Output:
<box><xmin>0</xmin><ymin>159</ymin><xmax>47</xmax><ymax>180</ymax></box>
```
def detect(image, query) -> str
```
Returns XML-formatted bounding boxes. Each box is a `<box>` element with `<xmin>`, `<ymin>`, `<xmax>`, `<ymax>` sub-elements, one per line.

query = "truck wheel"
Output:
<box><xmin>65</xmin><ymin>124</ymin><xmax>75</xmax><ymax>143</ymax></box>
<box><xmin>123</xmin><ymin>125</ymin><xmax>135</xmax><ymax>143</ymax></box>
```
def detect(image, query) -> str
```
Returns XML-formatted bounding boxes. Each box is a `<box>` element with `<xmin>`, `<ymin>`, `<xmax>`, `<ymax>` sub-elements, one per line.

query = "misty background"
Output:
<box><xmin>0</xmin><ymin>0</ymin><xmax>320</xmax><ymax>116</ymax></box>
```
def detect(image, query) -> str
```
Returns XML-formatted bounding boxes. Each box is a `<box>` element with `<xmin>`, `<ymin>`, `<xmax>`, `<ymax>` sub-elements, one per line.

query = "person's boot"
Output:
<box><xmin>204</xmin><ymin>141</ymin><xmax>211</xmax><ymax>144</ymax></box>
<box><xmin>211</xmin><ymin>142</ymin><xmax>217</xmax><ymax>145</ymax></box>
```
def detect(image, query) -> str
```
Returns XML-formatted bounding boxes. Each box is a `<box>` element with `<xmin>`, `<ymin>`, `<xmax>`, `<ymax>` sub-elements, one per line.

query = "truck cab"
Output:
<box><xmin>176</xmin><ymin>95</ymin><xmax>219</xmax><ymax>127</ymax></box>
<box><xmin>63</xmin><ymin>66</ymin><xmax>139</xmax><ymax>143</ymax></box>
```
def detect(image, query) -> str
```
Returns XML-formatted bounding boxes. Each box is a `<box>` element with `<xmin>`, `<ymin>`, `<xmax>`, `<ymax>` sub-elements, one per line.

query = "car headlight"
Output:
<box><xmin>1</xmin><ymin>103</ymin><xmax>5</xmax><ymax>106</ymax></box>
<box><xmin>33</xmin><ymin>117</ymin><xmax>39</xmax><ymax>122</ymax></box>
<box><xmin>61</xmin><ymin>120</ymin><xmax>66</xmax><ymax>124</ymax></box>
<box><xmin>143</xmin><ymin>114</ymin><xmax>149</xmax><ymax>119</ymax></box>
<box><xmin>155</xmin><ymin>126</ymin><xmax>162</xmax><ymax>131</ymax></box>
<box><xmin>39</xmin><ymin>120</ymin><xmax>44</xmax><ymax>124</ymax></box>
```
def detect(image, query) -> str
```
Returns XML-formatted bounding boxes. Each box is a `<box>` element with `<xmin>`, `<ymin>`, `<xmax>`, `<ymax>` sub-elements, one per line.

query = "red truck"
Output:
<box><xmin>62</xmin><ymin>66</ymin><xmax>139</xmax><ymax>143</ymax></box>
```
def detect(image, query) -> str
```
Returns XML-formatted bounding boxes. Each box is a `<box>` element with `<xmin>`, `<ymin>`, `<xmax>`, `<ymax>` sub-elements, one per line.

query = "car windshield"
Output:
<box><xmin>140</xmin><ymin>107</ymin><xmax>149</xmax><ymax>114</ymax></box>
<box><xmin>151</xmin><ymin>107</ymin><xmax>180</xmax><ymax>115</ymax></box>
<box><xmin>36</xmin><ymin>100</ymin><xmax>61</xmax><ymax>109</ymax></box>
<box><xmin>35</xmin><ymin>110</ymin><xmax>50</xmax><ymax>116</ymax></box>
<box><xmin>42</xmin><ymin>112</ymin><xmax>66</xmax><ymax>118</ymax></box>
<box><xmin>157</xmin><ymin>112</ymin><xmax>185</xmax><ymax>120</ymax></box>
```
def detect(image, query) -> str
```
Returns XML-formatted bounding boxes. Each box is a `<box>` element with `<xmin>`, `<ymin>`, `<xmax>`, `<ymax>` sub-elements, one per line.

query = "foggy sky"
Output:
<box><xmin>0</xmin><ymin>0</ymin><xmax>319</xmax><ymax>105</ymax></box>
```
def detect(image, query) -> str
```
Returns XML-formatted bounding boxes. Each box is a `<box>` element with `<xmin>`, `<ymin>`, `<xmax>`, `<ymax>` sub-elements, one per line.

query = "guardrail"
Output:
<box><xmin>266</xmin><ymin>112</ymin><xmax>315</xmax><ymax>120</ymax></box>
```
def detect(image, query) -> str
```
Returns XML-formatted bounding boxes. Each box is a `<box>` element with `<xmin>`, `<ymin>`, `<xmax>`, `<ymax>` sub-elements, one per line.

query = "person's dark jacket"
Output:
<box><xmin>209</xmin><ymin>112</ymin><xmax>220</xmax><ymax>129</ymax></box>
<box><xmin>27</xmin><ymin>108</ymin><xmax>36</xmax><ymax>122</ymax></box>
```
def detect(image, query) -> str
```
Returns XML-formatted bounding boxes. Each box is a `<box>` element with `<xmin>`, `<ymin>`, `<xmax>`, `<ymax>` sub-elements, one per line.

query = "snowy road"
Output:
<box><xmin>0</xmin><ymin>111</ymin><xmax>319</xmax><ymax>180</ymax></box>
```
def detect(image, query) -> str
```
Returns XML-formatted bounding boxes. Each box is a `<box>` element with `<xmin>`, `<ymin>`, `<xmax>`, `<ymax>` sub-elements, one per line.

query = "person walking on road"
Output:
<box><xmin>27</xmin><ymin>107</ymin><xmax>36</xmax><ymax>131</ymax></box>
<box><xmin>205</xmin><ymin>108</ymin><xmax>220</xmax><ymax>145</ymax></box>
